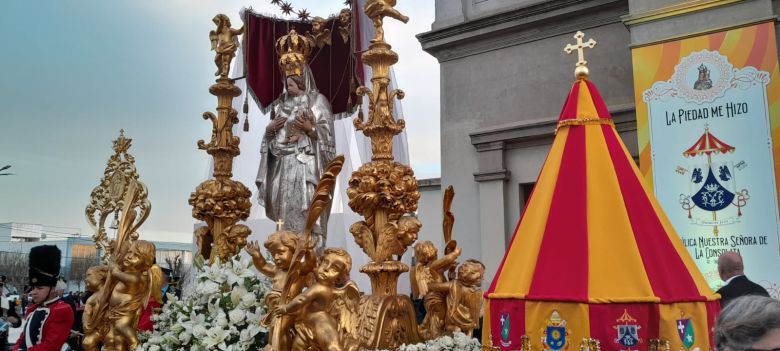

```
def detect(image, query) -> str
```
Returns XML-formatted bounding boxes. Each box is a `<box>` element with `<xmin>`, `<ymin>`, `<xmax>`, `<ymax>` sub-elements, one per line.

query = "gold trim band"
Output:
<box><xmin>555</xmin><ymin>118</ymin><xmax>615</xmax><ymax>133</ymax></box>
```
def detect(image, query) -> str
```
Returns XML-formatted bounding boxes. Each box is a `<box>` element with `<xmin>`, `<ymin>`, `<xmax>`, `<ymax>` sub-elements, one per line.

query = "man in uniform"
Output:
<box><xmin>13</xmin><ymin>245</ymin><xmax>74</xmax><ymax>351</ymax></box>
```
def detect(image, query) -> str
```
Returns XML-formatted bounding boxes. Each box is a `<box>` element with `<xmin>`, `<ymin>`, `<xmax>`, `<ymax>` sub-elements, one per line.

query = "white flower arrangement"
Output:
<box><xmin>137</xmin><ymin>254</ymin><xmax>272</xmax><ymax>351</ymax></box>
<box><xmin>382</xmin><ymin>332</ymin><xmax>482</xmax><ymax>351</ymax></box>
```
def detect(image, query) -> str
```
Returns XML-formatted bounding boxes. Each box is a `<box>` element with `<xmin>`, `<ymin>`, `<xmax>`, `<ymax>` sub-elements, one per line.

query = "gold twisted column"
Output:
<box><xmin>189</xmin><ymin>15</ymin><xmax>252</xmax><ymax>263</ymax></box>
<box><xmin>348</xmin><ymin>1</ymin><xmax>421</xmax><ymax>348</ymax></box>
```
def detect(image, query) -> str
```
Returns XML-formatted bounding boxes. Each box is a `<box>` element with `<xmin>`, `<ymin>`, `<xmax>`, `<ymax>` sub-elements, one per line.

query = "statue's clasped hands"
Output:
<box><xmin>293</xmin><ymin>115</ymin><xmax>315</xmax><ymax>135</ymax></box>
<box><xmin>265</xmin><ymin>116</ymin><xmax>286</xmax><ymax>136</ymax></box>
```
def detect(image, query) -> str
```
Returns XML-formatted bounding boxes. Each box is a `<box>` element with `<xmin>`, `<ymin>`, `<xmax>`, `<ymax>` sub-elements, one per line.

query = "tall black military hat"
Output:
<box><xmin>28</xmin><ymin>245</ymin><xmax>61</xmax><ymax>287</ymax></box>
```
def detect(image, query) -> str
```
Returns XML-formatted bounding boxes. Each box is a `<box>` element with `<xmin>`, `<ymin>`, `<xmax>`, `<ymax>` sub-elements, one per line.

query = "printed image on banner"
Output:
<box><xmin>632</xmin><ymin>22</ymin><xmax>780</xmax><ymax>294</ymax></box>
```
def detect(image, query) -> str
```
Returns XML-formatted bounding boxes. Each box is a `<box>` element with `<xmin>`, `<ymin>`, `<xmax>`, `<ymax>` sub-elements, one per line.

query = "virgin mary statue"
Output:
<box><xmin>256</xmin><ymin>65</ymin><xmax>336</xmax><ymax>250</ymax></box>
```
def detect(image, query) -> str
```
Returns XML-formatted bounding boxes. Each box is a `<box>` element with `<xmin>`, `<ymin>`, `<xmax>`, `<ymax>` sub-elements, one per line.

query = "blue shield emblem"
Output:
<box><xmin>692</xmin><ymin>166</ymin><xmax>735</xmax><ymax>211</ymax></box>
<box><xmin>546</xmin><ymin>326</ymin><xmax>567</xmax><ymax>351</ymax></box>
<box><xmin>617</xmin><ymin>325</ymin><xmax>639</xmax><ymax>347</ymax></box>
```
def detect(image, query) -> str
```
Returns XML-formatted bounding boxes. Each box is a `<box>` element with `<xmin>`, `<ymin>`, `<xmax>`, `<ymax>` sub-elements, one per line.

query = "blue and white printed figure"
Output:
<box><xmin>679</xmin><ymin>125</ymin><xmax>749</xmax><ymax>236</ymax></box>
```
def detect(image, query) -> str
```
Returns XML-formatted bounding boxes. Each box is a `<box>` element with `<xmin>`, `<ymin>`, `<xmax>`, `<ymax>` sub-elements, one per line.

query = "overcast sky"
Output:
<box><xmin>0</xmin><ymin>0</ymin><xmax>440</xmax><ymax>243</ymax></box>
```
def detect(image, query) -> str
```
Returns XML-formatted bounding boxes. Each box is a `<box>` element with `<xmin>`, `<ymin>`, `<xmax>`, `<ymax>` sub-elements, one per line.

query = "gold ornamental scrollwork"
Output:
<box><xmin>85</xmin><ymin>130</ymin><xmax>150</xmax><ymax>264</ymax></box>
<box><xmin>84</xmin><ymin>136</ymin><xmax>160</xmax><ymax>351</ymax></box>
<box><xmin>344</xmin><ymin>1</ymin><xmax>424</xmax><ymax>349</ymax></box>
<box><xmin>191</xmin><ymin>14</ymin><xmax>252</xmax><ymax>263</ymax></box>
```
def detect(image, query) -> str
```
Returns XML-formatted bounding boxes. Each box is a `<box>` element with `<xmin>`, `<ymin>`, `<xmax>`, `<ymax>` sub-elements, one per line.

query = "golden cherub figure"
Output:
<box><xmin>273</xmin><ymin>248</ymin><xmax>356</xmax><ymax>351</ymax></box>
<box><xmin>364</xmin><ymin>0</ymin><xmax>409</xmax><ymax>43</ymax></box>
<box><xmin>209</xmin><ymin>14</ymin><xmax>244</xmax><ymax>78</ymax></box>
<box><xmin>411</xmin><ymin>240</ymin><xmax>461</xmax><ymax>339</ymax></box>
<box><xmin>106</xmin><ymin>240</ymin><xmax>157</xmax><ymax>351</ymax></box>
<box><xmin>215</xmin><ymin>224</ymin><xmax>251</xmax><ymax>262</ymax></box>
<box><xmin>383</xmin><ymin>215</ymin><xmax>421</xmax><ymax>260</ymax></box>
<box><xmin>308</xmin><ymin>16</ymin><xmax>332</xmax><ymax>48</ymax></box>
<box><xmin>338</xmin><ymin>8</ymin><xmax>351</xmax><ymax>43</ymax></box>
<box><xmin>82</xmin><ymin>266</ymin><xmax>109</xmax><ymax>351</ymax></box>
<box><xmin>244</xmin><ymin>231</ymin><xmax>315</xmax><ymax>351</ymax></box>
<box><xmin>429</xmin><ymin>259</ymin><xmax>485</xmax><ymax>336</ymax></box>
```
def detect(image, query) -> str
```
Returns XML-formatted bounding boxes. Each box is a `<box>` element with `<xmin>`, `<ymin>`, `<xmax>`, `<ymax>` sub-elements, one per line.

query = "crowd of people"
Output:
<box><xmin>0</xmin><ymin>247</ymin><xmax>181</xmax><ymax>351</ymax></box>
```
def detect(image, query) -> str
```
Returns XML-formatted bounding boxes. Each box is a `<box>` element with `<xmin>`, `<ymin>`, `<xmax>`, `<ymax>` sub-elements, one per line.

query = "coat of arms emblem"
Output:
<box><xmin>613</xmin><ymin>309</ymin><xmax>642</xmax><ymax>351</ymax></box>
<box><xmin>679</xmin><ymin>125</ymin><xmax>749</xmax><ymax>236</ymax></box>
<box><xmin>542</xmin><ymin>310</ymin><xmax>570</xmax><ymax>351</ymax></box>
<box><xmin>500</xmin><ymin>311</ymin><xmax>512</xmax><ymax>347</ymax></box>
<box><xmin>676</xmin><ymin>315</ymin><xmax>695</xmax><ymax>349</ymax></box>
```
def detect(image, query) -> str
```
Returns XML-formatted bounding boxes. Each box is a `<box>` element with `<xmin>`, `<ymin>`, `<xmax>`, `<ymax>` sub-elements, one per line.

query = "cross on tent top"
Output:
<box><xmin>564</xmin><ymin>31</ymin><xmax>597</xmax><ymax>79</ymax></box>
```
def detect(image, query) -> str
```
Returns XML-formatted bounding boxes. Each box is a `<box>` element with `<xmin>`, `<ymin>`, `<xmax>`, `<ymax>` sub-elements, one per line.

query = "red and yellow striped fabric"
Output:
<box><xmin>683</xmin><ymin>127</ymin><xmax>735</xmax><ymax>157</ymax></box>
<box><xmin>483</xmin><ymin>79</ymin><xmax>719</xmax><ymax>351</ymax></box>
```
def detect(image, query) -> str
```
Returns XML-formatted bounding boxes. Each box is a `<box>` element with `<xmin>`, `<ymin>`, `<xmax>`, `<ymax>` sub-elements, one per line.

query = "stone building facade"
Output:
<box><xmin>417</xmin><ymin>0</ymin><xmax>780</xmax><ymax>286</ymax></box>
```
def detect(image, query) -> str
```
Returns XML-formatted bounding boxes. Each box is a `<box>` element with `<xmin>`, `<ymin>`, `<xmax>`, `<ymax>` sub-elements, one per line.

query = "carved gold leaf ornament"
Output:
<box><xmin>304</xmin><ymin>155</ymin><xmax>344</xmax><ymax>239</ymax></box>
<box><xmin>443</xmin><ymin>185</ymin><xmax>455</xmax><ymax>244</ymax></box>
<box><xmin>85</xmin><ymin>130</ymin><xmax>150</xmax><ymax>264</ymax></box>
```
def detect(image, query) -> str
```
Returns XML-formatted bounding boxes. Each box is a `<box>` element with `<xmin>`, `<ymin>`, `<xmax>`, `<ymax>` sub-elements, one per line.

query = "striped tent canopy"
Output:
<box><xmin>683</xmin><ymin>125</ymin><xmax>735</xmax><ymax>157</ymax></box>
<box><xmin>483</xmin><ymin>78</ymin><xmax>719</xmax><ymax>351</ymax></box>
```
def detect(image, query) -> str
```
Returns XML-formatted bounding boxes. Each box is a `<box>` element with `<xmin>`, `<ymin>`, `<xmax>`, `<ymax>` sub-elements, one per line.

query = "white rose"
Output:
<box><xmin>197</xmin><ymin>280</ymin><xmax>221</xmax><ymax>296</ymax></box>
<box><xmin>216</xmin><ymin>313</ymin><xmax>229</xmax><ymax>328</ymax></box>
<box><xmin>230</xmin><ymin>285</ymin><xmax>248</xmax><ymax>305</ymax></box>
<box><xmin>229</xmin><ymin>309</ymin><xmax>246</xmax><ymax>325</ymax></box>
<box><xmin>240</xmin><ymin>291</ymin><xmax>256</xmax><ymax>307</ymax></box>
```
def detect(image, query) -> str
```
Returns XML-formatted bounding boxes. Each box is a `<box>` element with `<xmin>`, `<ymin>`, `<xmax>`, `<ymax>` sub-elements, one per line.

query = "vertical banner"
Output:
<box><xmin>632</xmin><ymin>22</ymin><xmax>780</xmax><ymax>295</ymax></box>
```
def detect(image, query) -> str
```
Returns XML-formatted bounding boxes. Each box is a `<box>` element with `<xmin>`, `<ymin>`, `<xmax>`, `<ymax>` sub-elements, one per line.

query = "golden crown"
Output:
<box><xmin>276</xmin><ymin>29</ymin><xmax>312</xmax><ymax>77</ymax></box>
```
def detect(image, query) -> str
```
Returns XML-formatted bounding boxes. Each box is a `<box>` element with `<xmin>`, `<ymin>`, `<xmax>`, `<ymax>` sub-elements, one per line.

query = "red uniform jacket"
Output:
<box><xmin>14</xmin><ymin>297</ymin><xmax>74</xmax><ymax>351</ymax></box>
<box><xmin>137</xmin><ymin>298</ymin><xmax>161</xmax><ymax>332</ymax></box>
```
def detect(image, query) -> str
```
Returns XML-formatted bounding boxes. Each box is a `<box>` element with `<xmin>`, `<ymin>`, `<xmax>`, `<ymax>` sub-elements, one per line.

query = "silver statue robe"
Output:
<box><xmin>256</xmin><ymin>80</ymin><xmax>336</xmax><ymax>250</ymax></box>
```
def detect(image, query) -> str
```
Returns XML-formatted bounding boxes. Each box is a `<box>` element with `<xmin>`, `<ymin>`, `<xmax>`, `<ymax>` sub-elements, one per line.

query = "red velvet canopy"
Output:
<box><xmin>243</xmin><ymin>9</ymin><xmax>364</xmax><ymax>116</ymax></box>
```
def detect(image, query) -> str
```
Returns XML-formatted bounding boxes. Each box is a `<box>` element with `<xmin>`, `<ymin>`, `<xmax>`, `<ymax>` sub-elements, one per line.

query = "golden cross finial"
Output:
<box><xmin>112</xmin><ymin>129</ymin><xmax>132</xmax><ymax>154</ymax></box>
<box><xmin>275</xmin><ymin>218</ymin><xmax>284</xmax><ymax>231</ymax></box>
<box><xmin>564</xmin><ymin>31</ymin><xmax>597</xmax><ymax>79</ymax></box>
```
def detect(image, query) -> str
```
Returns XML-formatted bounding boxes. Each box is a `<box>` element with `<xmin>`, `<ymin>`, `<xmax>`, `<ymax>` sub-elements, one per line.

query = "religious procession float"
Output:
<box><xmin>77</xmin><ymin>1</ymin><xmax>718</xmax><ymax>350</ymax></box>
